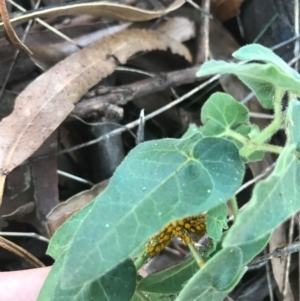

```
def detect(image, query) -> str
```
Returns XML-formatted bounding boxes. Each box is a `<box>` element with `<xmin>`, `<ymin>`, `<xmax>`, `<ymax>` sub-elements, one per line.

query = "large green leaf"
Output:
<box><xmin>138</xmin><ymin>256</ymin><xmax>198</xmax><ymax>294</ymax></box>
<box><xmin>224</xmin><ymin>99</ymin><xmax>300</xmax><ymax>246</ymax></box>
<box><xmin>37</xmin><ymin>258</ymin><xmax>136</xmax><ymax>301</ymax></box>
<box><xmin>49</xmin><ymin>135</ymin><xmax>244</xmax><ymax>289</ymax></box>
<box><xmin>47</xmin><ymin>200</ymin><xmax>96</xmax><ymax>259</ymax></box>
<box><xmin>197</xmin><ymin>45</ymin><xmax>300</xmax><ymax>109</ymax></box>
<box><xmin>176</xmin><ymin>247</ymin><xmax>246</xmax><ymax>301</ymax></box>
<box><xmin>237</xmin><ymin>233</ymin><xmax>270</xmax><ymax>265</ymax></box>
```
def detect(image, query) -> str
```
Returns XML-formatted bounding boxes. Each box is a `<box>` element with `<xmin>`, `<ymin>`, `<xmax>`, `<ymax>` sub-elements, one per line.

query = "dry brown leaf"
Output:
<box><xmin>0</xmin><ymin>0</ymin><xmax>185</xmax><ymax>28</ymax></box>
<box><xmin>0</xmin><ymin>23</ymin><xmax>130</xmax><ymax>82</ymax></box>
<box><xmin>46</xmin><ymin>180</ymin><xmax>109</xmax><ymax>236</ymax></box>
<box><xmin>0</xmin><ymin>28</ymin><xmax>192</xmax><ymax>202</ymax></box>
<box><xmin>211</xmin><ymin>0</ymin><xmax>244</xmax><ymax>21</ymax></box>
<box><xmin>155</xmin><ymin>16</ymin><xmax>196</xmax><ymax>42</ymax></box>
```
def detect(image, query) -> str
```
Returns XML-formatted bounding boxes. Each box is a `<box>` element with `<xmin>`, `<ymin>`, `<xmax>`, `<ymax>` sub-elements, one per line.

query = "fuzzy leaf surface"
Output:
<box><xmin>47</xmin><ymin>135</ymin><xmax>244</xmax><ymax>288</ymax></box>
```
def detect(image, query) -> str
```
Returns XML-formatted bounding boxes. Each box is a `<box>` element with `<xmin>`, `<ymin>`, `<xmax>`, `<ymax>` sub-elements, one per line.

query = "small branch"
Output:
<box><xmin>264</xmin><ymin>248</ymin><xmax>274</xmax><ymax>301</ymax></box>
<box><xmin>73</xmin><ymin>66</ymin><xmax>201</xmax><ymax>117</ymax></box>
<box><xmin>26</xmin><ymin>73</ymin><xmax>221</xmax><ymax>163</ymax></box>
<box><xmin>0</xmin><ymin>0</ymin><xmax>32</xmax><ymax>56</ymax></box>
<box><xmin>0</xmin><ymin>231</ymin><xmax>49</xmax><ymax>243</ymax></box>
<box><xmin>283</xmin><ymin>216</ymin><xmax>295</xmax><ymax>299</ymax></box>
<box><xmin>249</xmin><ymin>241</ymin><xmax>300</xmax><ymax>266</ymax></box>
<box><xmin>195</xmin><ymin>0</ymin><xmax>211</xmax><ymax>64</ymax></box>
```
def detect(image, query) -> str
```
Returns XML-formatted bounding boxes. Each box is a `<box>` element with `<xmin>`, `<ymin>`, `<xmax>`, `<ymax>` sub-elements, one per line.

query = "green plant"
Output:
<box><xmin>37</xmin><ymin>44</ymin><xmax>300</xmax><ymax>301</ymax></box>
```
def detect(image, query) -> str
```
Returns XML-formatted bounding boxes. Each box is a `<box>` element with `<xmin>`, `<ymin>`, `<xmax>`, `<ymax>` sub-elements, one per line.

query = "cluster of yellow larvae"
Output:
<box><xmin>144</xmin><ymin>214</ymin><xmax>207</xmax><ymax>257</ymax></box>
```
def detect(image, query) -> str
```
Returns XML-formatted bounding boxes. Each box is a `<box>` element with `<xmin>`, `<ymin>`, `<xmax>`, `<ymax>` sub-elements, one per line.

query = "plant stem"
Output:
<box><xmin>254</xmin><ymin>143</ymin><xmax>283</xmax><ymax>154</ymax></box>
<box><xmin>134</xmin><ymin>253</ymin><xmax>149</xmax><ymax>271</ymax></box>
<box><xmin>226</xmin><ymin>129</ymin><xmax>249</xmax><ymax>144</ymax></box>
<box><xmin>188</xmin><ymin>242</ymin><xmax>205</xmax><ymax>268</ymax></box>
<box><xmin>230</xmin><ymin>196</ymin><xmax>239</xmax><ymax>222</ymax></box>
<box><xmin>252</xmin><ymin>88</ymin><xmax>284</xmax><ymax>144</ymax></box>
<box><xmin>134</xmin><ymin>290</ymin><xmax>151</xmax><ymax>301</ymax></box>
<box><xmin>240</xmin><ymin>142</ymin><xmax>283</xmax><ymax>157</ymax></box>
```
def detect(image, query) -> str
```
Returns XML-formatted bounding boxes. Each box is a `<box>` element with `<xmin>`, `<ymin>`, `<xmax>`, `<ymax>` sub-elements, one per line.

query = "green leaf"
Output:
<box><xmin>138</xmin><ymin>256</ymin><xmax>198</xmax><ymax>294</ymax></box>
<box><xmin>197</xmin><ymin>49</ymin><xmax>300</xmax><ymax>109</ymax></box>
<box><xmin>37</xmin><ymin>258</ymin><xmax>136</xmax><ymax>301</ymax></box>
<box><xmin>176</xmin><ymin>247</ymin><xmax>245</xmax><ymax>301</ymax></box>
<box><xmin>49</xmin><ymin>135</ymin><xmax>244</xmax><ymax>289</ymax></box>
<box><xmin>224</xmin><ymin>99</ymin><xmax>300</xmax><ymax>246</ymax></box>
<box><xmin>200</xmin><ymin>92</ymin><xmax>263</xmax><ymax>162</ymax></box>
<box><xmin>200</xmin><ymin>92</ymin><xmax>249</xmax><ymax>136</ymax></box>
<box><xmin>206</xmin><ymin>203</ymin><xmax>228</xmax><ymax>241</ymax></box>
<box><xmin>232</xmin><ymin>44</ymin><xmax>299</xmax><ymax>79</ymax></box>
<box><xmin>182</xmin><ymin>124</ymin><xmax>203</xmax><ymax>139</ymax></box>
<box><xmin>47</xmin><ymin>200</ymin><xmax>96</xmax><ymax>259</ymax></box>
<box><xmin>237</xmin><ymin>233</ymin><xmax>270</xmax><ymax>265</ymax></box>
<box><xmin>248</xmin><ymin>124</ymin><xmax>260</xmax><ymax>140</ymax></box>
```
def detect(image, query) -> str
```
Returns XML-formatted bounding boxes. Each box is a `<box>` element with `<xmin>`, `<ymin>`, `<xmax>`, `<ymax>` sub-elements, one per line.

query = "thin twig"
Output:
<box><xmin>0</xmin><ymin>236</ymin><xmax>45</xmax><ymax>268</ymax></box>
<box><xmin>115</xmin><ymin>66</ymin><xmax>179</xmax><ymax>99</ymax></box>
<box><xmin>136</xmin><ymin>109</ymin><xmax>145</xmax><ymax>144</ymax></box>
<box><xmin>195</xmin><ymin>0</ymin><xmax>210</xmax><ymax>64</ymax></box>
<box><xmin>249</xmin><ymin>241</ymin><xmax>300</xmax><ymax>265</ymax></box>
<box><xmin>283</xmin><ymin>217</ymin><xmax>294</xmax><ymax>300</ymax></box>
<box><xmin>0</xmin><ymin>0</ymin><xmax>39</xmax><ymax>100</ymax></box>
<box><xmin>272</xmin><ymin>34</ymin><xmax>300</xmax><ymax>50</ymax></box>
<box><xmin>226</xmin><ymin>163</ymin><xmax>276</xmax><ymax>223</ymax></box>
<box><xmin>74</xmin><ymin>66</ymin><xmax>201</xmax><ymax>116</ymax></box>
<box><xmin>0</xmin><ymin>0</ymin><xmax>32</xmax><ymax>55</ymax></box>
<box><xmin>0</xmin><ymin>231</ymin><xmax>49</xmax><ymax>243</ymax></box>
<box><xmin>236</xmin><ymin>163</ymin><xmax>275</xmax><ymax>195</ymax></box>
<box><xmin>249</xmin><ymin>112</ymin><xmax>274</xmax><ymax>119</ymax></box>
<box><xmin>253</xmin><ymin>13</ymin><xmax>279</xmax><ymax>43</ymax></box>
<box><xmin>57</xmin><ymin>170</ymin><xmax>94</xmax><ymax>186</ymax></box>
<box><xmin>26</xmin><ymin>74</ymin><xmax>221</xmax><ymax>163</ymax></box>
<box><xmin>185</xmin><ymin>0</ymin><xmax>212</xmax><ymax>17</ymax></box>
<box><xmin>202</xmin><ymin>0</ymin><xmax>210</xmax><ymax>62</ymax></box>
<box><xmin>7</xmin><ymin>0</ymin><xmax>82</xmax><ymax>49</ymax></box>
<box><xmin>265</xmin><ymin>248</ymin><xmax>274</xmax><ymax>301</ymax></box>
<box><xmin>77</xmin><ymin>34</ymin><xmax>300</xmax><ymax>117</ymax></box>
<box><xmin>69</xmin><ymin>114</ymin><xmax>137</xmax><ymax>139</ymax></box>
